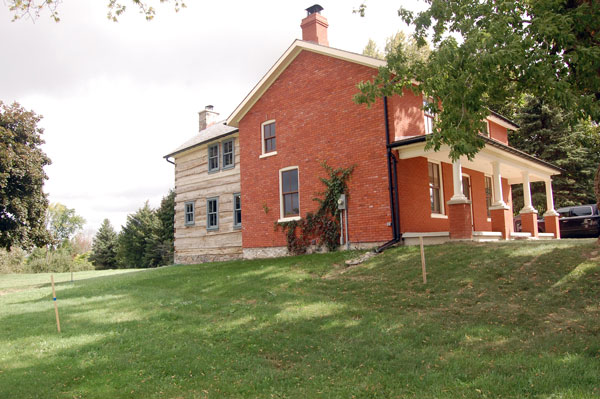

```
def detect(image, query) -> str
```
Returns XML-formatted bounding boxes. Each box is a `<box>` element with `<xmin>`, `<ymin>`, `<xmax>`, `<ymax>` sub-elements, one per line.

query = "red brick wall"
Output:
<box><xmin>238</xmin><ymin>51</ymin><xmax>393</xmax><ymax>248</ymax></box>
<box><xmin>489</xmin><ymin>120</ymin><xmax>508</xmax><ymax>144</ymax></box>
<box><xmin>388</xmin><ymin>90</ymin><xmax>424</xmax><ymax>140</ymax></box>
<box><xmin>396</xmin><ymin>158</ymin><xmax>505</xmax><ymax>233</ymax></box>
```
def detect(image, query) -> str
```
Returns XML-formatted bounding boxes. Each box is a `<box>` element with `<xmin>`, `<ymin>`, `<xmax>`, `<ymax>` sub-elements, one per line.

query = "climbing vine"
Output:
<box><xmin>275</xmin><ymin>162</ymin><xmax>354</xmax><ymax>255</ymax></box>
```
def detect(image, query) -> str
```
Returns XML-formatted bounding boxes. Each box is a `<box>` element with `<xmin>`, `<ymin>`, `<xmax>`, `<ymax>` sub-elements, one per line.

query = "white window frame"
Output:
<box><xmin>423</xmin><ymin>98</ymin><xmax>435</xmax><ymax>135</ymax></box>
<box><xmin>184</xmin><ymin>201</ymin><xmax>195</xmax><ymax>226</ymax></box>
<box><xmin>428</xmin><ymin>159</ymin><xmax>446</xmax><ymax>218</ymax></box>
<box><xmin>484</xmin><ymin>174</ymin><xmax>494</xmax><ymax>221</ymax></box>
<box><xmin>484</xmin><ymin>120</ymin><xmax>491</xmax><ymax>137</ymax></box>
<box><xmin>260</xmin><ymin>119</ymin><xmax>277</xmax><ymax>158</ymax></box>
<box><xmin>278</xmin><ymin>166</ymin><xmax>300</xmax><ymax>223</ymax></box>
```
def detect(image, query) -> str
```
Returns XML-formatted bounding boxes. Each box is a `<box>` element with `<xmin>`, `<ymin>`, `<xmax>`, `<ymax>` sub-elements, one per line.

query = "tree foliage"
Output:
<box><xmin>0</xmin><ymin>101</ymin><xmax>51</xmax><ymax>250</ymax></box>
<box><xmin>89</xmin><ymin>219</ymin><xmax>118</xmax><ymax>269</ymax></box>
<box><xmin>6</xmin><ymin>0</ymin><xmax>186</xmax><ymax>22</ymax></box>
<box><xmin>363</xmin><ymin>31</ymin><xmax>431</xmax><ymax>66</ymax></box>
<box><xmin>510</xmin><ymin>96</ymin><xmax>600</xmax><ymax>212</ymax></box>
<box><xmin>355</xmin><ymin>1</ymin><xmax>600</xmax><ymax>160</ymax></box>
<box><xmin>46</xmin><ymin>202</ymin><xmax>85</xmax><ymax>246</ymax></box>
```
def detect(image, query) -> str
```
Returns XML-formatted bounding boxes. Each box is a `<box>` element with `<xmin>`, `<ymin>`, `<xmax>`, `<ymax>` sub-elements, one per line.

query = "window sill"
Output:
<box><xmin>277</xmin><ymin>216</ymin><xmax>301</xmax><ymax>223</ymax></box>
<box><xmin>233</xmin><ymin>225</ymin><xmax>242</xmax><ymax>230</ymax></box>
<box><xmin>184</xmin><ymin>223</ymin><xmax>195</xmax><ymax>227</ymax></box>
<box><xmin>259</xmin><ymin>151</ymin><xmax>277</xmax><ymax>159</ymax></box>
<box><xmin>207</xmin><ymin>227</ymin><xmax>219</xmax><ymax>232</ymax></box>
<box><xmin>487</xmin><ymin>217</ymin><xmax>492</xmax><ymax>222</ymax></box>
<box><xmin>222</xmin><ymin>165</ymin><xmax>235</xmax><ymax>171</ymax></box>
<box><xmin>430</xmin><ymin>213</ymin><xmax>448</xmax><ymax>219</ymax></box>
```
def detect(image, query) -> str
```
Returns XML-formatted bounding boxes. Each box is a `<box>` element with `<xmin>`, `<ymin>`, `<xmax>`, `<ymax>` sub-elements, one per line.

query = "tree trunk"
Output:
<box><xmin>596</xmin><ymin>163</ymin><xmax>600</xmax><ymax>245</ymax></box>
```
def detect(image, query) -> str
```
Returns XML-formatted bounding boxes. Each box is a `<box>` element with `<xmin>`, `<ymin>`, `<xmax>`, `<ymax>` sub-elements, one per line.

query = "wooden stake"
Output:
<box><xmin>419</xmin><ymin>236</ymin><xmax>427</xmax><ymax>284</ymax></box>
<box><xmin>51</xmin><ymin>275</ymin><xmax>61</xmax><ymax>333</ymax></box>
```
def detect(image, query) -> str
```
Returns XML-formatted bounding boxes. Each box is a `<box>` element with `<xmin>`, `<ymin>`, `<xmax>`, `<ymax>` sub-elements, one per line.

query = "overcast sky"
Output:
<box><xmin>1</xmin><ymin>0</ymin><xmax>421</xmax><ymax>232</ymax></box>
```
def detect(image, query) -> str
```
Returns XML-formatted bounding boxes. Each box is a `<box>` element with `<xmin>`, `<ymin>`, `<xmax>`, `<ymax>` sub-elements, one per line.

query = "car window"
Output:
<box><xmin>571</xmin><ymin>206</ymin><xmax>593</xmax><ymax>217</ymax></box>
<box><xmin>557</xmin><ymin>208</ymin><xmax>571</xmax><ymax>218</ymax></box>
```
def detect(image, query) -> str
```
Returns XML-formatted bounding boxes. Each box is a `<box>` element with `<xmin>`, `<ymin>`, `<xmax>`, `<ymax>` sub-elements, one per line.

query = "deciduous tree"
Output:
<box><xmin>6</xmin><ymin>0</ymin><xmax>185</xmax><ymax>22</ymax></box>
<box><xmin>0</xmin><ymin>101</ymin><xmax>51</xmax><ymax>250</ymax></box>
<box><xmin>46</xmin><ymin>202</ymin><xmax>85</xmax><ymax>247</ymax></box>
<box><xmin>355</xmin><ymin>0</ymin><xmax>600</xmax><ymax>219</ymax></box>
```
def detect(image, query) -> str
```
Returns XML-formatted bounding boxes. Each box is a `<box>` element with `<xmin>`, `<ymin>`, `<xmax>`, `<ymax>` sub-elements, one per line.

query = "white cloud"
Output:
<box><xmin>1</xmin><ymin>0</ymin><xmax>421</xmax><ymax>232</ymax></box>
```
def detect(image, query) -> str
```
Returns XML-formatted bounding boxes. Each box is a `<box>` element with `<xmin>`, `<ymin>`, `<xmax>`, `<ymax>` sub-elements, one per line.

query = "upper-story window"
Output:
<box><xmin>208</xmin><ymin>143</ymin><xmax>219</xmax><ymax>172</ymax></box>
<box><xmin>222</xmin><ymin>139</ymin><xmax>234</xmax><ymax>169</ymax></box>
<box><xmin>483</xmin><ymin>120</ymin><xmax>490</xmax><ymax>137</ymax></box>
<box><xmin>423</xmin><ymin>99</ymin><xmax>435</xmax><ymax>135</ymax></box>
<box><xmin>262</xmin><ymin>121</ymin><xmax>276</xmax><ymax>155</ymax></box>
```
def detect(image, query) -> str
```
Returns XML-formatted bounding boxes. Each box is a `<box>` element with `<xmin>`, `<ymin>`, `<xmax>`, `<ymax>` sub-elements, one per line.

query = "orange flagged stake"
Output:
<box><xmin>51</xmin><ymin>275</ymin><xmax>61</xmax><ymax>333</ymax></box>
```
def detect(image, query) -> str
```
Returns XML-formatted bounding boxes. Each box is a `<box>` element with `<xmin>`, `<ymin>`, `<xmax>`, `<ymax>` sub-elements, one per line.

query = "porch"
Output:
<box><xmin>391</xmin><ymin>136</ymin><xmax>562</xmax><ymax>243</ymax></box>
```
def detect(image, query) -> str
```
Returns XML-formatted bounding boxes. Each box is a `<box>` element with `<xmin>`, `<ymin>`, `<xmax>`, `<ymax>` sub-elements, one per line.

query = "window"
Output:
<box><xmin>428</xmin><ymin>162</ymin><xmax>443</xmax><ymax>214</ymax></box>
<box><xmin>483</xmin><ymin>120</ymin><xmax>490</xmax><ymax>137</ymax></box>
<box><xmin>485</xmin><ymin>176</ymin><xmax>493</xmax><ymax>217</ymax></box>
<box><xmin>233</xmin><ymin>193</ymin><xmax>241</xmax><ymax>228</ymax></box>
<box><xmin>222</xmin><ymin>139</ymin><xmax>234</xmax><ymax>169</ymax></box>
<box><xmin>572</xmin><ymin>206</ymin><xmax>593</xmax><ymax>217</ymax></box>
<box><xmin>263</xmin><ymin>121</ymin><xmax>276</xmax><ymax>154</ymax></box>
<box><xmin>281</xmin><ymin>168</ymin><xmax>299</xmax><ymax>218</ymax></box>
<box><xmin>208</xmin><ymin>143</ymin><xmax>219</xmax><ymax>172</ymax></box>
<box><xmin>207</xmin><ymin>197</ymin><xmax>218</xmax><ymax>230</ymax></box>
<box><xmin>184</xmin><ymin>201</ymin><xmax>195</xmax><ymax>226</ymax></box>
<box><xmin>423</xmin><ymin>99</ymin><xmax>435</xmax><ymax>135</ymax></box>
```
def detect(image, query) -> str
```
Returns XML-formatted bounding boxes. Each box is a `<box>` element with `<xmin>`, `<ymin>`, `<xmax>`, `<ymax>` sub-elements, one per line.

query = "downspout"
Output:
<box><xmin>376</xmin><ymin>96</ymin><xmax>402</xmax><ymax>253</ymax></box>
<box><xmin>164</xmin><ymin>156</ymin><xmax>175</xmax><ymax>165</ymax></box>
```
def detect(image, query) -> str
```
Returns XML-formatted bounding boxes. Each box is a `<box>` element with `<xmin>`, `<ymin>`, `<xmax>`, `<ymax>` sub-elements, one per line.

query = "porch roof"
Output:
<box><xmin>389</xmin><ymin>135</ymin><xmax>562</xmax><ymax>184</ymax></box>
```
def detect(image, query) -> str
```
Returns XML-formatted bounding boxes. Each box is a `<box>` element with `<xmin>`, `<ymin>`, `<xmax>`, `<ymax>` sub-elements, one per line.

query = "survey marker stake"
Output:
<box><xmin>51</xmin><ymin>275</ymin><xmax>61</xmax><ymax>333</ymax></box>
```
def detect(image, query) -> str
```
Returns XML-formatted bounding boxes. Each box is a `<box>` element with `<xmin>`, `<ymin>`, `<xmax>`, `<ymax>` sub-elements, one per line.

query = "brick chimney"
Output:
<box><xmin>198</xmin><ymin>105</ymin><xmax>219</xmax><ymax>132</ymax></box>
<box><xmin>301</xmin><ymin>4</ymin><xmax>329</xmax><ymax>46</ymax></box>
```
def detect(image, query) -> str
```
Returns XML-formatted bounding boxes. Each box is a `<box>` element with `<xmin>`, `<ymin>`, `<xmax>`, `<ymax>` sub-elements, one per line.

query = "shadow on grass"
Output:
<box><xmin>1</xmin><ymin>241</ymin><xmax>599</xmax><ymax>398</ymax></box>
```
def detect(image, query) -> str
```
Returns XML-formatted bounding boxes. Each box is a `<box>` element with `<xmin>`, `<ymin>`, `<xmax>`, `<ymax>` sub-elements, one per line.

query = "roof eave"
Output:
<box><xmin>163</xmin><ymin>129</ymin><xmax>239</xmax><ymax>159</ymax></box>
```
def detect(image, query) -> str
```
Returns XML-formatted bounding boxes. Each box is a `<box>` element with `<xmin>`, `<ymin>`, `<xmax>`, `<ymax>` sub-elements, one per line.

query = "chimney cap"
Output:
<box><xmin>205</xmin><ymin>105</ymin><xmax>214</xmax><ymax>111</ymax></box>
<box><xmin>305</xmin><ymin>4</ymin><xmax>324</xmax><ymax>16</ymax></box>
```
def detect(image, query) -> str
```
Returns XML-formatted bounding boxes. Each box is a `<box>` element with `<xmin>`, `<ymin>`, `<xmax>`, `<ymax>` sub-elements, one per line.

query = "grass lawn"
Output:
<box><xmin>0</xmin><ymin>239</ymin><xmax>599</xmax><ymax>398</ymax></box>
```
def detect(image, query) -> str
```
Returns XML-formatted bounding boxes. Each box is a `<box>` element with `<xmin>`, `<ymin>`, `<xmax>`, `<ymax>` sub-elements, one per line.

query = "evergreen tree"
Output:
<box><xmin>510</xmin><ymin>97</ymin><xmax>600</xmax><ymax>213</ymax></box>
<box><xmin>155</xmin><ymin>189</ymin><xmax>175</xmax><ymax>265</ymax></box>
<box><xmin>89</xmin><ymin>219</ymin><xmax>118</xmax><ymax>270</ymax></box>
<box><xmin>117</xmin><ymin>202</ymin><xmax>161</xmax><ymax>268</ymax></box>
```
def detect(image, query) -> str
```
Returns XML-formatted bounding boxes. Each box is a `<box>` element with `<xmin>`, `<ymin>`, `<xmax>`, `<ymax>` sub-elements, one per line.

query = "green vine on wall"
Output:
<box><xmin>274</xmin><ymin>162</ymin><xmax>354</xmax><ymax>255</ymax></box>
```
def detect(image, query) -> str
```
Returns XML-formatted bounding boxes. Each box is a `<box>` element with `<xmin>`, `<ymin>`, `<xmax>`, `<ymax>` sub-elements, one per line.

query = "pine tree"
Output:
<box><xmin>510</xmin><ymin>96</ymin><xmax>600</xmax><ymax>213</ymax></box>
<box><xmin>89</xmin><ymin>219</ymin><xmax>118</xmax><ymax>270</ymax></box>
<box><xmin>155</xmin><ymin>189</ymin><xmax>175</xmax><ymax>265</ymax></box>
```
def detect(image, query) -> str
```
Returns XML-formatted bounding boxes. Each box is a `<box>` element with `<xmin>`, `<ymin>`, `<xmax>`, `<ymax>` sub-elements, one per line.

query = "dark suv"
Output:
<box><xmin>556</xmin><ymin>204</ymin><xmax>600</xmax><ymax>238</ymax></box>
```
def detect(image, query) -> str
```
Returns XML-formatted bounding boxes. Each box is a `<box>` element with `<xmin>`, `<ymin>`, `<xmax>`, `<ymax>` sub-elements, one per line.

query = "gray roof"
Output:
<box><xmin>164</xmin><ymin>121</ymin><xmax>238</xmax><ymax>158</ymax></box>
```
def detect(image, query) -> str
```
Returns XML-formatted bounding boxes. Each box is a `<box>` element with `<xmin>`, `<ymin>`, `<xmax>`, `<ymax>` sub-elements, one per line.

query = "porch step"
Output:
<box><xmin>510</xmin><ymin>232</ymin><xmax>532</xmax><ymax>239</ymax></box>
<box><xmin>538</xmin><ymin>232</ymin><xmax>555</xmax><ymax>240</ymax></box>
<box><xmin>473</xmin><ymin>231</ymin><xmax>503</xmax><ymax>242</ymax></box>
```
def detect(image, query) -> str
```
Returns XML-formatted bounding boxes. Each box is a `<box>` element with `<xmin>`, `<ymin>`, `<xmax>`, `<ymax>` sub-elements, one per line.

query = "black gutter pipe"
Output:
<box><xmin>164</xmin><ymin>156</ymin><xmax>175</xmax><ymax>165</ymax></box>
<box><xmin>376</xmin><ymin>96</ymin><xmax>402</xmax><ymax>253</ymax></box>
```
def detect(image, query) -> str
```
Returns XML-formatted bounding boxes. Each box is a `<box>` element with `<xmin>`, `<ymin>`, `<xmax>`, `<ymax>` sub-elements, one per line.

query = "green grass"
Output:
<box><xmin>1</xmin><ymin>239</ymin><xmax>599</xmax><ymax>398</ymax></box>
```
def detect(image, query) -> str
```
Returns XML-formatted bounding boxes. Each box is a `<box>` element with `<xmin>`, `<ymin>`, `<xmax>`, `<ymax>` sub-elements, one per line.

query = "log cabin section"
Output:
<box><xmin>166</xmin><ymin>110</ymin><xmax>242</xmax><ymax>264</ymax></box>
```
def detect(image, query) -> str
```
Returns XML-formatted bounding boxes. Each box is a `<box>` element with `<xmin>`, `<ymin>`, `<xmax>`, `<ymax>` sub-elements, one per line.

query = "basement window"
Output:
<box><xmin>184</xmin><ymin>201</ymin><xmax>195</xmax><ymax>226</ymax></box>
<box><xmin>207</xmin><ymin>197</ymin><xmax>219</xmax><ymax>230</ymax></box>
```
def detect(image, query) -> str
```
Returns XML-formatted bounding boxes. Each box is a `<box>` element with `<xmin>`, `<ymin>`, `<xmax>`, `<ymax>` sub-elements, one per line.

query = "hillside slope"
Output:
<box><xmin>1</xmin><ymin>240</ymin><xmax>599</xmax><ymax>398</ymax></box>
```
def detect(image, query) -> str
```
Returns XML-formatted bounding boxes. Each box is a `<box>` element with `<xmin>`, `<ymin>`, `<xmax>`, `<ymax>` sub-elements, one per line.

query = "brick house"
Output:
<box><xmin>165</xmin><ymin>5</ymin><xmax>561</xmax><ymax>263</ymax></box>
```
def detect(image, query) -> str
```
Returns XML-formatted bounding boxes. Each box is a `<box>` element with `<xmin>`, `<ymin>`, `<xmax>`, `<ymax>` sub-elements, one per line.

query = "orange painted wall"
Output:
<box><xmin>488</xmin><ymin>120</ymin><xmax>508</xmax><ymax>144</ymax></box>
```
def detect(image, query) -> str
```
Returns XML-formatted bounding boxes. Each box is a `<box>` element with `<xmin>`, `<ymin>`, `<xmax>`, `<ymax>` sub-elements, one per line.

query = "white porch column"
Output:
<box><xmin>490</xmin><ymin>161</ymin><xmax>509</xmax><ymax>209</ymax></box>
<box><xmin>448</xmin><ymin>159</ymin><xmax>469</xmax><ymax>203</ymax></box>
<box><xmin>520</xmin><ymin>171</ymin><xmax>538</xmax><ymax>214</ymax></box>
<box><xmin>543</xmin><ymin>179</ymin><xmax>559</xmax><ymax>216</ymax></box>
